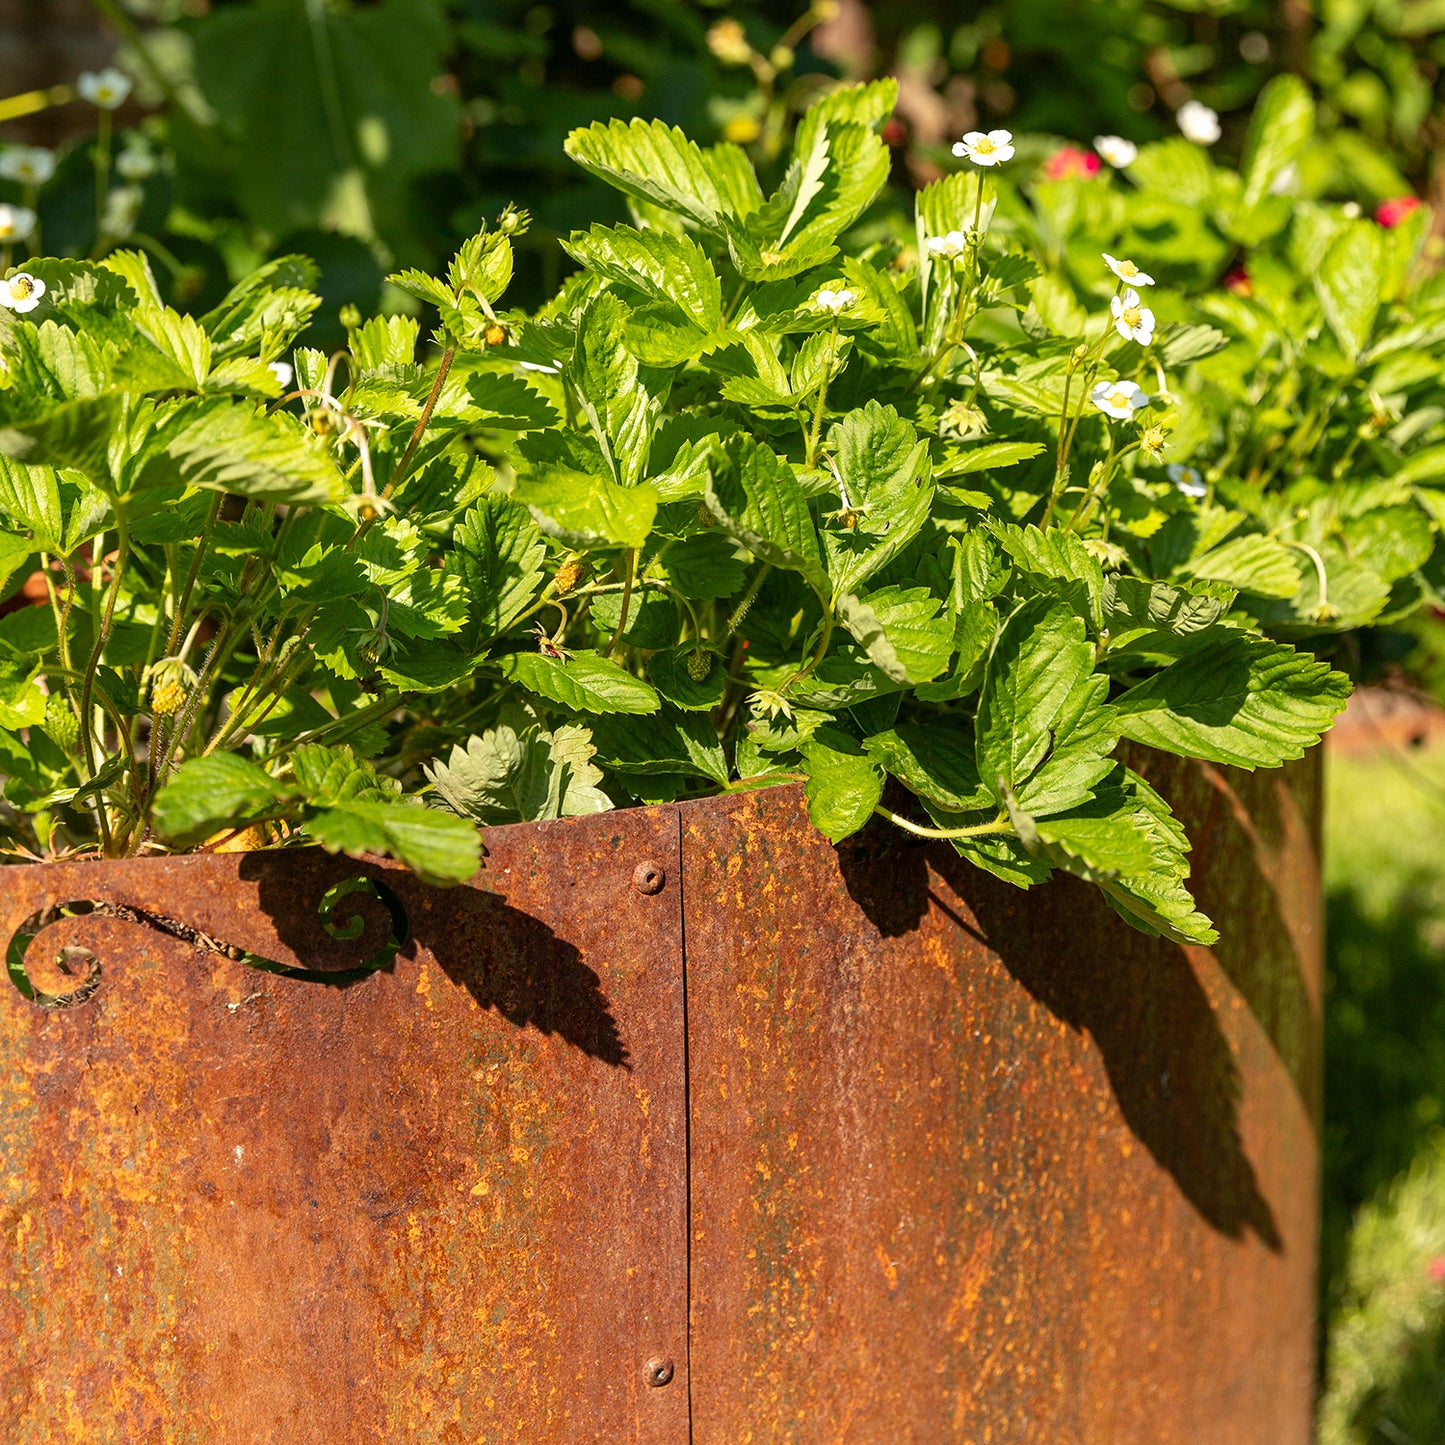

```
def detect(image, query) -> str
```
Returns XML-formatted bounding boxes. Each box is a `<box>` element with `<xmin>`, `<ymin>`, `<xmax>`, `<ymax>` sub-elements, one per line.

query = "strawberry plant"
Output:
<box><xmin>0</xmin><ymin>80</ymin><xmax>1355</xmax><ymax>945</ymax></box>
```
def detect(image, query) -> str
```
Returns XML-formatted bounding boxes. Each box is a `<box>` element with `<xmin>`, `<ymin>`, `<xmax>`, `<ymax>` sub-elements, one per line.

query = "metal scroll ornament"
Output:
<box><xmin>5</xmin><ymin>875</ymin><xmax>409</xmax><ymax>1008</ymax></box>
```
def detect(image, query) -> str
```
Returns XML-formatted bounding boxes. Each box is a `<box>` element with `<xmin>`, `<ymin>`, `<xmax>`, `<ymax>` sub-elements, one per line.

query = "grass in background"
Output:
<box><xmin>1320</xmin><ymin>741</ymin><xmax>1445</xmax><ymax>1442</ymax></box>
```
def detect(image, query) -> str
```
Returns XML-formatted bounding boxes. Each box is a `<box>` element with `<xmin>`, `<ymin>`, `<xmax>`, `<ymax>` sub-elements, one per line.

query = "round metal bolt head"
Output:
<box><xmin>632</xmin><ymin>861</ymin><xmax>666</xmax><ymax>895</ymax></box>
<box><xmin>644</xmin><ymin>1356</ymin><xmax>674</xmax><ymax>1387</ymax></box>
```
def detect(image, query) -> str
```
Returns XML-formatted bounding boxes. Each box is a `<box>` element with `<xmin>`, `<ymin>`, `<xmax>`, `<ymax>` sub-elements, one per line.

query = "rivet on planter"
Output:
<box><xmin>632</xmin><ymin>861</ymin><xmax>666</xmax><ymax>895</ymax></box>
<box><xmin>644</xmin><ymin>1356</ymin><xmax>674</xmax><ymax>1388</ymax></box>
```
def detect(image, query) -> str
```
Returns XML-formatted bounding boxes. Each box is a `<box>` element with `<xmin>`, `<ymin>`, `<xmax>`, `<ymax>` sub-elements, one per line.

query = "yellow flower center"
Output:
<box><xmin>974</xmin><ymin>137</ymin><xmax>996</xmax><ymax>156</ymax></box>
<box><xmin>1122</xmin><ymin>306</ymin><xmax>1142</xmax><ymax>328</ymax></box>
<box><xmin>1118</xmin><ymin>260</ymin><xmax>1137</xmax><ymax>277</ymax></box>
<box><xmin>1142</xmin><ymin>426</ymin><xmax>1166</xmax><ymax>453</ymax></box>
<box><xmin>10</xmin><ymin>277</ymin><xmax>34</xmax><ymax>299</ymax></box>
<box><xmin>1110</xmin><ymin>391</ymin><xmax>1130</xmax><ymax>409</ymax></box>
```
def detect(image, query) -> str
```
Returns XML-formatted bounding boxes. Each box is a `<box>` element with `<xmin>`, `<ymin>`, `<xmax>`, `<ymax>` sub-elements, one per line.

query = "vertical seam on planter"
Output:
<box><xmin>675</xmin><ymin>803</ymin><xmax>694</xmax><ymax>1443</ymax></box>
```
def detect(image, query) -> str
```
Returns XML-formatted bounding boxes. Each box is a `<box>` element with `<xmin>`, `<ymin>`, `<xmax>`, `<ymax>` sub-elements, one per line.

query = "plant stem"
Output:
<box><xmin>606</xmin><ymin>549</ymin><xmax>636</xmax><ymax>658</ymax></box>
<box><xmin>87</xmin><ymin>0</ymin><xmax>198</xmax><ymax>120</ymax></box>
<box><xmin>93</xmin><ymin>109</ymin><xmax>111</xmax><ymax>243</ymax></box>
<box><xmin>384</xmin><ymin>345</ymin><xmax>455</xmax><ymax>500</ymax></box>
<box><xmin>875</xmin><ymin>806</ymin><xmax>1014</xmax><ymax>841</ymax></box>
<box><xmin>726</xmin><ymin>562</ymin><xmax>772</xmax><ymax>637</ymax></box>
<box><xmin>78</xmin><ymin>516</ymin><xmax>130</xmax><ymax>854</ymax></box>
<box><xmin>782</xmin><ymin>604</ymin><xmax>834</xmax><ymax>692</ymax></box>
<box><xmin>0</xmin><ymin>83</ymin><xmax>72</xmax><ymax>125</ymax></box>
<box><xmin>166</xmin><ymin>493</ymin><xmax>221</xmax><ymax>657</ymax></box>
<box><xmin>803</xmin><ymin>327</ymin><xmax>840</xmax><ymax>467</ymax></box>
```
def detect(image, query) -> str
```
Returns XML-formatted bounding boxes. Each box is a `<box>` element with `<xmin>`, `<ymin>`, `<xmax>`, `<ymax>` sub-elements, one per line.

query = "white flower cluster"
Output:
<box><xmin>1093</xmin><ymin>135</ymin><xmax>1137</xmax><ymax>168</ymax></box>
<box><xmin>813</xmin><ymin>287</ymin><xmax>857</xmax><ymax>315</ymax></box>
<box><xmin>1090</xmin><ymin>250</ymin><xmax>1157</xmax><ymax>417</ymax></box>
<box><xmin>1090</xmin><ymin>380</ymin><xmax>1148</xmax><ymax>420</ymax></box>
<box><xmin>77</xmin><ymin>67</ymin><xmax>133</xmax><ymax>111</ymax></box>
<box><xmin>1110</xmin><ymin>288</ymin><xmax>1155</xmax><ymax>345</ymax></box>
<box><xmin>952</xmin><ymin>129</ymin><xmax>1014</xmax><ymax>167</ymax></box>
<box><xmin>0</xmin><ymin>273</ymin><xmax>46</xmax><ymax>314</ymax></box>
<box><xmin>0</xmin><ymin>204</ymin><xmax>36</xmax><ymax>243</ymax></box>
<box><xmin>1168</xmin><ymin>464</ymin><xmax>1206</xmax><ymax>498</ymax></box>
<box><xmin>0</xmin><ymin>147</ymin><xmax>55</xmax><ymax>186</ymax></box>
<box><xmin>1177</xmin><ymin>100</ymin><xmax>1221</xmax><ymax>146</ymax></box>
<box><xmin>924</xmin><ymin>230</ymin><xmax>969</xmax><ymax>259</ymax></box>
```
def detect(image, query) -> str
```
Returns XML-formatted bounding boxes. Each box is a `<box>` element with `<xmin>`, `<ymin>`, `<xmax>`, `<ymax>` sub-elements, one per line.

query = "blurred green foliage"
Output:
<box><xmin>1321</xmin><ymin>742</ymin><xmax>1445</xmax><ymax>1429</ymax></box>
<box><xmin>57</xmin><ymin>0</ymin><xmax>1439</xmax><ymax>323</ymax></box>
<box><xmin>1320</xmin><ymin>1126</ymin><xmax>1445</xmax><ymax>1442</ymax></box>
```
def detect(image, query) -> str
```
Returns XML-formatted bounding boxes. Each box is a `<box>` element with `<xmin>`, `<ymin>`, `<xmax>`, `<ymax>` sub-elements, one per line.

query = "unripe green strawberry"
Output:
<box><xmin>687</xmin><ymin>647</ymin><xmax>713</xmax><ymax>682</ymax></box>
<box><xmin>44</xmin><ymin>693</ymin><xmax>79</xmax><ymax>750</ymax></box>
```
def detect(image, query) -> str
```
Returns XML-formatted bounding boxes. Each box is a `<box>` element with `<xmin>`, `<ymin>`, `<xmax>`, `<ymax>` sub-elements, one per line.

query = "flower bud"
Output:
<box><xmin>497</xmin><ymin>205</ymin><xmax>530</xmax><ymax>236</ymax></box>
<box><xmin>706</xmin><ymin>19</ymin><xmax>752</xmax><ymax>66</ymax></box>
<box><xmin>339</xmin><ymin>303</ymin><xmax>362</xmax><ymax>330</ymax></box>
<box><xmin>939</xmin><ymin>400</ymin><xmax>989</xmax><ymax>441</ymax></box>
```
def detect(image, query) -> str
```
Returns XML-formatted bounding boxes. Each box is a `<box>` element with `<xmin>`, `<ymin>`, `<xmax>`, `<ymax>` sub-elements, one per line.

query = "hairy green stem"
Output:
<box><xmin>726</xmin><ymin>562</ymin><xmax>772</xmax><ymax>637</ymax></box>
<box><xmin>875</xmin><ymin>807</ymin><xmax>1013</xmax><ymax>841</ymax></box>
<box><xmin>803</xmin><ymin>328</ymin><xmax>840</xmax><ymax>467</ymax></box>
<box><xmin>384</xmin><ymin>345</ymin><xmax>455</xmax><ymax>501</ymax></box>
<box><xmin>606</xmin><ymin>549</ymin><xmax>637</xmax><ymax>658</ymax></box>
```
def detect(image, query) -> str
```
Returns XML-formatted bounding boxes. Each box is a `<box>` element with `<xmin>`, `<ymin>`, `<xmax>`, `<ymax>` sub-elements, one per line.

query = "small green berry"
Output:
<box><xmin>44</xmin><ymin>693</ymin><xmax>79</xmax><ymax>750</ymax></box>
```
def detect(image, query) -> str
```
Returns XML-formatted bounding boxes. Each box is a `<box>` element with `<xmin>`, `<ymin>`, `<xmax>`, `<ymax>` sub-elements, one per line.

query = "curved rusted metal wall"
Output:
<box><xmin>0</xmin><ymin>755</ymin><xmax>1320</xmax><ymax>1443</ymax></box>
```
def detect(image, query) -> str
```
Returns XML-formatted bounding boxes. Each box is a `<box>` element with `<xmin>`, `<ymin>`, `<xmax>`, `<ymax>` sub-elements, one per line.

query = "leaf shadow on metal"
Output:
<box><xmin>836</xmin><ymin>824</ymin><xmax>1284</xmax><ymax>1250</ymax></box>
<box><xmin>1180</xmin><ymin>759</ymin><xmax>1321</xmax><ymax>1133</ymax></box>
<box><xmin>239</xmin><ymin>856</ymin><xmax>631</xmax><ymax>1068</ymax></box>
<box><xmin>5</xmin><ymin>875</ymin><xmax>408</xmax><ymax>1008</ymax></box>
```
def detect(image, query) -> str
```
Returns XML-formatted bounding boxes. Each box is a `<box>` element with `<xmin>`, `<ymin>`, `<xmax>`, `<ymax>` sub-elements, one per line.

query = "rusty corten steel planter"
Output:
<box><xmin>0</xmin><ymin>752</ymin><xmax>1321</xmax><ymax>1443</ymax></box>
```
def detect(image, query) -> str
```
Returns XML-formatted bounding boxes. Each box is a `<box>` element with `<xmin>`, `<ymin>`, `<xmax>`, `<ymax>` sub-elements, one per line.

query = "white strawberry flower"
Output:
<box><xmin>1102</xmin><ymin>252</ymin><xmax>1154</xmax><ymax>287</ymax></box>
<box><xmin>115</xmin><ymin>146</ymin><xmax>156</xmax><ymax>181</ymax></box>
<box><xmin>924</xmin><ymin>230</ymin><xmax>969</xmax><ymax>258</ymax></box>
<box><xmin>0</xmin><ymin>147</ymin><xmax>56</xmax><ymax>186</ymax></box>
<box><xmin>1177</xmin><ymin>100</ymin><xmax>1221</xmax><ymax>145</ymax></box>
<box><xmin>0</xmin><ymin>204</ymin><xmax>36</xmax><ymax>242</ymax></box>
<box><xmin>1091</xmin><ymin>379</ymin><xmax>1149</xmax><ymax>420</ymax></box>
<box><xmin>1110</xmin><ymin>288</ymin><xmax>1156</xmax><ymax>345</ymax></box>
<box><xmin>269</xmin><ymin>360</ymin><xmax>294</xmax><ymax>388</ymax></box>
<box><xmin>813</xmin><ymin>286</ymin><xmax>857</xmax><ymax>315</ymax></box>
<box><xmin>0</xmin><ymin>272</ymin><xmax>47</xmax><ymax>314</ymax></box>
<box><xmin>77</xmin><ymin>67</ymin><xmax>133</xmax><ymax>111</ymax></box>
<box><xmin>1167</xmin><ymin>463</ymin><xmax>1206</xmax><ymax>498</ymax></box>
<box><xmin>952</xmin><ymin>129</ymin><xmax>1014</xmax><ymax>166</ymax></box>
<box><xmin>1094</xmin><ymin>135</ymin><xmax>1138</xmax><ymax>168</ymax></box>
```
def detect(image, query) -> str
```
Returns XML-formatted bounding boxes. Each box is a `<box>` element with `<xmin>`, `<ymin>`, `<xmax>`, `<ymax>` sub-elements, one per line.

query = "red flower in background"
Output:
<box><xmin>1427</xmin><ymin>1256</ymin><xmax>1445</xmax><ymax>1282</ymax></box>
<box><xmin>1224</xmin><ymin>267</ymin><xmax>1252</xmax><ymax>297</ymax></box>
<box><xmin>1376</xmin><ymin>196</ymin><xmax>1422</xmax><ymax>229</ymax></box>
<box><xmin>1043</xmin><ymin>146</ymin><xmax>1101</xmax><ymax>181</ymax></box>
